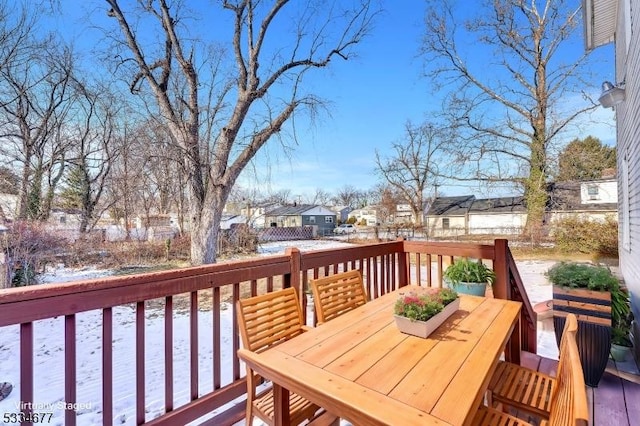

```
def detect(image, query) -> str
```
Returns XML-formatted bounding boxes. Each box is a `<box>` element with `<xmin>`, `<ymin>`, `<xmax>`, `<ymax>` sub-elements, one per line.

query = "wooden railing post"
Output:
<box><xmin>398</xmin><ymin>238</ymin><xmax>409</xmax><ymax>287</ymax></box>
<box><xmin>493</xmin><ymin>239</ymin><xmax>510</xmax><ymax>300</ymax></box>
<box><xmin>285</xmin><ymin>247</ymin><xmax>305</xmax><ymax>319</ymax></box>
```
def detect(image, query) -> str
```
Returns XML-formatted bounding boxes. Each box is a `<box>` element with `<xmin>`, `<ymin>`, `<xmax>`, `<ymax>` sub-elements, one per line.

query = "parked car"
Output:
<box><xmin>333</xmin><ymin>224</ymin><xmax>357</xmax><ymax>234</ymax></box>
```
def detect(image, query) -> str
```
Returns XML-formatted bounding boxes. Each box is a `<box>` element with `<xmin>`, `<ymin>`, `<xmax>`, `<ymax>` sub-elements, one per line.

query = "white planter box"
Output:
<box><xmin>394</xmin><ymin>298</ymin><xmax>460</xmax><ymax>338</ymax></box>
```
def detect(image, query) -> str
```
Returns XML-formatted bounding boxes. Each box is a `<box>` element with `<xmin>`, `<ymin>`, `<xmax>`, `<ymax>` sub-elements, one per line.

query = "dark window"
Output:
<box><xmin>442</xmin><ymin>218</ymin><xmax>450</xmax><ymax>229</ymax></box>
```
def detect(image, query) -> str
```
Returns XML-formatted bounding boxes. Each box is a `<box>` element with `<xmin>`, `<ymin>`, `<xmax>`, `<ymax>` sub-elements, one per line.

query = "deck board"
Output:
<box><xmin>592</xmin><ymin>373</ymin><xmax>630</xmax><ymax>426</ymax></box>
<box><xmin>624</xmin><ymin>376</ymin><xmax>640</xmax><ymax>421</ymax></box>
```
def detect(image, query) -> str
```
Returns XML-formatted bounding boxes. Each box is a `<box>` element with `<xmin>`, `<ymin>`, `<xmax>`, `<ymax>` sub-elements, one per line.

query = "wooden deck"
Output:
<box><xmin>519</xmin><ymin>351</ymin><xmax>640</xmax><ymax>426</ymax></box>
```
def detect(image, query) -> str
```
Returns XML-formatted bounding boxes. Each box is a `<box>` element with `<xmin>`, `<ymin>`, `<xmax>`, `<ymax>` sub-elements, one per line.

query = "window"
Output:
<box><xmin>309</xmin><ymin>216</ymin><xmax>316</xmax><ymax>223</ymax></box>
<box><xmin>587</xmin><ymin>185</ymin><xmax>599</xmax><ymax>200</ymax></box>
<box><xmin>325</xmin><ymin>216</ymin><xmax>334</xmax><ymax>223</ymax></box>
<box><xmin>442</xmin><ymin>218</ymin><xmax>450</xmax><ymax>229</ymax></box>
<box><xmin>59</xmin><ymin>215</ymin><xmax>66</xmax><ymax>224</ymax></box>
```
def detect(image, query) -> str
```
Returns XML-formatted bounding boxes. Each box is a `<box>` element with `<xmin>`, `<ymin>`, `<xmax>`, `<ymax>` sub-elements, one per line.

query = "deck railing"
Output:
<box><xmin>0</xmin><ymin>239</ymin><xmax>536</xmax><ymax>425</ymax></box>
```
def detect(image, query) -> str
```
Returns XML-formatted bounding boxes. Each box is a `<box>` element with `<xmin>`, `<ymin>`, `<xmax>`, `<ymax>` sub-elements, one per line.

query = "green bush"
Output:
<box><xmin>551</xmin><ymin>216</ymin><xmax>618</xmax><ymax>257</ymax></box>
<box><xmin>546</xmin><ymin>262</ymin><xmax>618</xmax><ymax>291</ymax></box>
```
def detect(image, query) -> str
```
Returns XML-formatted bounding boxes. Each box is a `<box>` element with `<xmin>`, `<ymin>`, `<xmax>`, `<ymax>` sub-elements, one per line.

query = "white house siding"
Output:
<box><xmin>580</xmin><ymin>180</ymin><xmax>617</xmax><ymax>204</ymax></box>
<box><xmin>613</xmin><ymin>0</ymin><xmax>640</xmax><ymax>362</ymax></box>
<box><xmin>0</xmin><ymin>193</ymin><xmax>18</xmax><ymax>220</ymax></box>
<box><xmin>547</xmin><ymin>210</ymin><xmax>618</xmax><ymax>224</ymax></box>
<box><xmin>426</xmin><ymin>215</ymin><xmax>467</xmax><ymax>237</ymax></box>
<box><xmin>349</xmin><ymin>208</ymin><xmax>378</xmax><ymax>226</ymax></box>
<box><xmin>467</xmin><ymin>213</ymin><xmax>527</xmax><ymax>235</ymax></box>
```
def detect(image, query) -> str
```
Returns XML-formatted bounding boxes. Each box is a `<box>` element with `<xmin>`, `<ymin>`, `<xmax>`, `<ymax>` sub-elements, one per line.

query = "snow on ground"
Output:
<box><xmin>0</xmin><ymin>240</ymin><xmax>560</xmax><ymax>425</ymax></box>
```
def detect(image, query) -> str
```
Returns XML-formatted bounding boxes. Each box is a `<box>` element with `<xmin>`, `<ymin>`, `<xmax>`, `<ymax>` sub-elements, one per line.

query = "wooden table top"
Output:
<box><xmin>238</xmin><ymin>286</ymin><xmax>522</xmax><ymax>426</ymax></box>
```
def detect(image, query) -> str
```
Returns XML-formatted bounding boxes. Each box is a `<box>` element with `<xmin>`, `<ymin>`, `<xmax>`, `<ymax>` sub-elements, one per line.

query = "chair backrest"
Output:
<box><xmin>548</xmin><ymin>313</ymin><xmax>590</xmax><ymax>426</ymax></box>
<box><xmin>309</xmin><ymin>270</ymin><xmax>367</xmax><ymax>324</ymax></box>
<box><xmin>236</xmin><ymin>287</ymin><xmax>305</xmax><ymax>354</ymax></box>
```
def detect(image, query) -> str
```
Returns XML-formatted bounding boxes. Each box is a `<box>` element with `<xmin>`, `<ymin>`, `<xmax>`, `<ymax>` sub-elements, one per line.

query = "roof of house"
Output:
<box><xmin>266</xmin><ymin>204</ymin><xmax>335</xmax><ymax>216</ymax></box>
<box><xmin>426</xmin><ymin>195</ymin><xmax>475</xmax><ymax>216</ymax></box>
<box><xmin>469</xmin><ymin>196</ymin><xmax>527</xmax><ymax>213</ymax></box>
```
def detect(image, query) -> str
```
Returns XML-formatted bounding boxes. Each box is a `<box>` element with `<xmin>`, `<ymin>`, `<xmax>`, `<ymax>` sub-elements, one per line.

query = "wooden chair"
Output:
<box><xmin>236</xmin><ymin>287</ymin><xmax>320</xmax><ymax>426</ymax></box>
<box><xmin>486</xmin><ymin>312</ymin><xmax>573</xmax><ymax>419</ymax></box>
<box><xmin>309</xmin><ymin>270</ymin><xmax>367</xmax><ymax>324</ymax></box>
<box><xmin>475</xmin><ymin>313</ymin><xmax>589</xmax><ymax>426</ymax></box>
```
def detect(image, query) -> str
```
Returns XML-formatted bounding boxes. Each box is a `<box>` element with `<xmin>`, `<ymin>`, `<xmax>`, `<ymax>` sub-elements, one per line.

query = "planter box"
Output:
<box><xmin>552</xmin><ymin>285</ymin><xmax>611</xmax><ymax>387</ymax></box>
<box><xmin>394</xmin><ymin>298</ymin><xmax>460</xmax><ymax>338</ymax></box>
<box><xmin>446</xmin><ymin>281</ymin><xmax>487</xmax><ymax>297</ymax></box>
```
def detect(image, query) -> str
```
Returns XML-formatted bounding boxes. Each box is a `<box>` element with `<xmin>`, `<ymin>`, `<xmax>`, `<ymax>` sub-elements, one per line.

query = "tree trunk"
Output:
<box><xmin>190</xmin><ymin>185</ymin><xmax>230</xmax><ymax>265</ymax></box>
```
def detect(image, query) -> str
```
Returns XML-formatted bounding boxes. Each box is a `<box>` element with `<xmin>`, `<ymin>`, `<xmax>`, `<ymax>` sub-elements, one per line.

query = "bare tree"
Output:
<box><xmin>375</xmin><ymin>121</ymin><xmax>447</xmax><ymax>225</ymax></box>
<box><xmin>265</xmin><ymin>189</ymin><xmax>292</xmax><ymax>205</ymax></box>
<box><xmin>422</xmin><ymin>0</ymin><xmax>598</xmax><ymax>238</ymax></box>
<box><xmin>369</xmin><ymin>183</ymin><xmax>403</xmax><ymax>224</ymax></box>
<box><xmin>333</xmin><ymin>185</ymin><xmax>362</xmax><ymax>208</ymax></box>
<box><xmin>63</xmin><ymin>79</ymin><xmax>120</xmax><ymax>233</ymax></box>
<box><xmin>103</xmin><ymin>0</ymin><xmax>376</xmax><ymax>264</ymax></box>
<box><xmin>307</xmin><ymin>188</ymin><xmax>333</xmax><ymax>206</ymax></box>
<box><xmin>0</xmin><ymin>42</ymin><xmax>74</xmax><ymax>220</ymax></box>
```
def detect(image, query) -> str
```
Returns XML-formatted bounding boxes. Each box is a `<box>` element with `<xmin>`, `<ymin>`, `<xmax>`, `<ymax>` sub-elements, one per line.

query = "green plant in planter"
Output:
<box><xmin>545</xmin><ymin>262</ymin><xmax>618</xmax><ymax>291</ymax></box>
<box><xmin>546</xmin><ymin>261</ymin><xmax>625</xmax><ymax>386</ymax></box>
<box><xmin>612</xmin><ymin>291</ymin><xmax>633</xmax><ymax>347</ymax></box>
<box><xmin>546</xmin><ymin>262</ymin><xmax>627</xmax><ymax>326</ymax></box>
<box><xmin>443</xmin><ymin>258</ymin><xmax>496</xmax><ymax>296</ymax></box>
<box><xmin>612</xmin><ymin>323</ymin><xmax>632</xmax><ymax>346</ymax></box>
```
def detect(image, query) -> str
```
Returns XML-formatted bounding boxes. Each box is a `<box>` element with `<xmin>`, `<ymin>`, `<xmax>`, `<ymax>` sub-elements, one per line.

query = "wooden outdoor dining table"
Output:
<box><xmin>238</xmin><ymin>286</ymin><xmax>522</xmax><ymax>426</ymax></box>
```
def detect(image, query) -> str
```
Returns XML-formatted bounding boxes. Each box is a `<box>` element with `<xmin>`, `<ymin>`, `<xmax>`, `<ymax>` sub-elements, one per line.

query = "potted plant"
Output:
<box><xmin>393</xmin><ymin>287</ymin><xmax>459</xmax><ymax>338</ymax></box>
<box><xmin>611</xmin><ymin>290</ymin><xmax>633</xmax><ymax>362</ymax></box>
<box><xmin>443</xmin><ymin>258</ymin><xmax>496</xmax><ymax>296</ymax></box>
<box><xmin>546</xmin><ymin>262</ymin><xmax>621</xmax><ymax>387</ymax></box>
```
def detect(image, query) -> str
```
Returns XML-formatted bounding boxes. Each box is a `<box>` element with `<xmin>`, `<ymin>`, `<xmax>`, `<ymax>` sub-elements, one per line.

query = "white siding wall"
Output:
<box><xmin>615</xmin><ymin>0</ymin><xmax>640</xmax><ymax>362</ymax></box>
<box><xmin>579</xmin><ymin>180</ymin><xmax>618</xmax><ymax>204</ymax></box>
<box><xmin>548</xmin><ymin>211</ymin><xmax>618</xmax><ymax>224</ymax></box>
<box><xmin>426</xmin><ymin>216</ymin><xmax>467</xmax><ymax>237</ymax></box>
<box><xmin>468</xmin><ymin>213</ymin><xmax>527</xmax><ymax>234</ymax></box>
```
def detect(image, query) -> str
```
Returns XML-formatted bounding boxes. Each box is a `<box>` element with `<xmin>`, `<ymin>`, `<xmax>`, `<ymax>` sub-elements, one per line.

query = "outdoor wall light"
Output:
<box><xmin>598</xmin><ymin>81</ymin><xmax>626</xmax><ymax>108</ymax></box>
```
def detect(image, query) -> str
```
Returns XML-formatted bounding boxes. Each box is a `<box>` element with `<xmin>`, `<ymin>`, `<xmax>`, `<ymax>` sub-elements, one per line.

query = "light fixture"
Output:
<box><xmin>598</xmin><ymin>81</ymin><xmax>625</xmax><ymax>108</ymax></box>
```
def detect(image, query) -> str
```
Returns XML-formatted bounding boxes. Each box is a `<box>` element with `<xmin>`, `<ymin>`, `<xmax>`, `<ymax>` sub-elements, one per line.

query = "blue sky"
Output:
<box><xmin>234</xmin><ymin>1</ymin><xmax>616</xmax><ymax>200</ymax></box>
<box><xmin>51</xmin><ymin>1</ymin><xmax>616</xmax><ymax>201</ymax></box>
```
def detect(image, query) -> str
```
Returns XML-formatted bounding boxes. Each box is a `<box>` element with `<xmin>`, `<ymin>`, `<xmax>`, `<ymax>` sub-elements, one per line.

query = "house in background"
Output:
<box><xmin>468</xmin><ymin>196</ymin><xmax>527</xmax><ymax>235</ymax></box>
<box><xmin>240</xmin><ymin>202</ymin><xmax>280</xmax><ymax>228</ymax></box>
<box><xmin>264</xmin><ymin>204</ymin><xmax>336</xmax><ymax>234</ymax></box>
<box><xmin>580</xmin><ymin>177</ymin><xmax>617</xmax><ymax>204</ymax></box>
<box><xmin>219</xmin><ymin>214</ymin><xmax>247</xmax><ymax>230</ymax></box>
<box><xmin>394</xmin><ymin>204</ymin><xmax>414</xmax><ymax>224</ymax></box>
<box><xmin>0</xmin><ymin>193</ymin><xmax>18</xmax><ymax>222</ymax></box>
<box><xmin>546</xmin><ymin>180</ymin><xmax>618</xmax><ymax>224</ymax></box>
<box><xmin>330</xmin><ymin>205</ymin><xmax>352</xmax><ymax>223</ymax></box>
<box><xmin>349</xmin><ymin>206</ymin><xmax>379</xmax><ymax>226</ymax></box>
<box><xmin>425</xmin><ymin>195</ymin><xmax>475</xmax><ymax>237</ymax></box>
<box><xmin>584</xmin><ymin>0</ymin><xmax>640</xmax><ymax>362</ymax></box>
<box><xmin>427</xmin><ymin>181</ymin><xmax>617</xmax><ymax>238</ymax></box>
